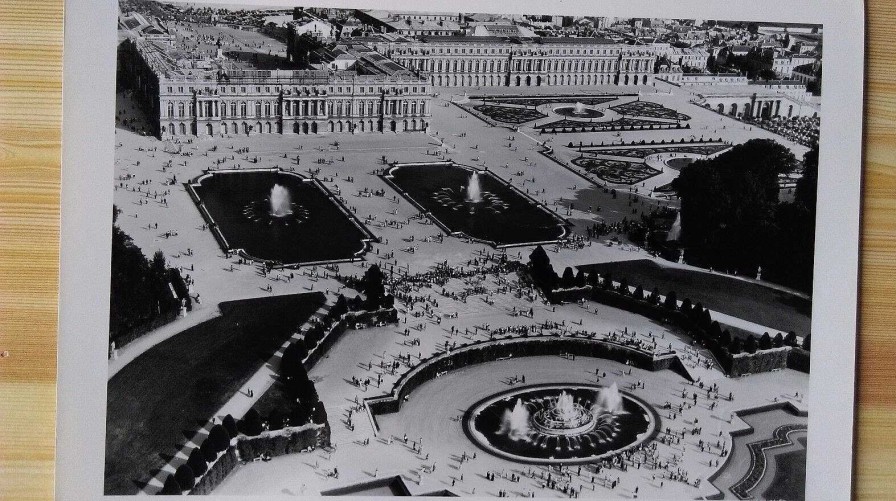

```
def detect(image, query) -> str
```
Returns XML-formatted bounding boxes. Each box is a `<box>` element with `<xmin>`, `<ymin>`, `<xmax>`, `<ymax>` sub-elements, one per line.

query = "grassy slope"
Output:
<box><xmin>104</xmin><ymin>292</ymin><xmax>325</xmax><ymax>494</ymax></box>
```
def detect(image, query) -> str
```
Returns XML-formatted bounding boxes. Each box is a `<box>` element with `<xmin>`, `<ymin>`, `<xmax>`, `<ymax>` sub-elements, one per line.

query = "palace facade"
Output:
<box><xmin>352</xmin><ymin>35</ymin><xmax>657</xmax><ymax>88</ymax></box>
<box><xmin>119</xmin><ymin>38</ymin><xmax>432</xmax><ymax>139</ymax></box>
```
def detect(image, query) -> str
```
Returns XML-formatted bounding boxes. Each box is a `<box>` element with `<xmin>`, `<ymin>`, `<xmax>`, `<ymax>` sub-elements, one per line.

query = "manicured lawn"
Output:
<box><xmin>104</xmin><ymin>292</ymin><xmax>325</xmax><ymax>494</ymax></box>
<box><xmin>762</xmin><ymin>436</ymin><xmax>807</xmax><ymax>501</ymax></box>
<box><xmin>577</xmin><ymin>259</ymin><xmax>811</xmax><ymax>335</ymax></box>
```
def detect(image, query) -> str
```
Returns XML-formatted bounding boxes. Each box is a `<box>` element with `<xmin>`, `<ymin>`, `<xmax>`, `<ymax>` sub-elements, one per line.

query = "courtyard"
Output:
<box><xmin>108</xmin><ymin>67</ymin><xmax>814</xmax><ymax>498</ymax></box>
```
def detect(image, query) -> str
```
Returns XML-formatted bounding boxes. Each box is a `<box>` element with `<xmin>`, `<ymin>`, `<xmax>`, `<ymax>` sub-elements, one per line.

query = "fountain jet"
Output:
<box><xmin>270</xmin><ymin>184</ymin><xmax>293</xmax><ymax>217</ymax></box>
<box><xmin>466</xmin><ymin>172</ymin><xmax>483</xmax><ymax>203</ymax></box>
<box><xmin>666</xmin><ymin>211</ymin><xmax>682</xmax><ymax>241</ymax></box>
<box><xmin>573</xmin><ymin>102</ymin><xmax>587</xmax><ymax>115</ymax></box>
<box><xmin>498</xmin><ymin>398</ymin><xmax>531</xmax><ymax>441</ymax></box>
<box><xmin>594</xmin><ymin>383</ymin><xmax>624</xmax><ymax>415</ymax></box>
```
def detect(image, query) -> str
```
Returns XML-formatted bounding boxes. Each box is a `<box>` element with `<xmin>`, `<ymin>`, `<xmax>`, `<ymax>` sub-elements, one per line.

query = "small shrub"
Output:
<box><xmin>186</xmin><ymin>448</ymin><xmax>207</xmax><ymax>477</ymax></box>
<box><xmin>174</xmin><ymin>463</ymin><xmax>195</xmax><ymax>491</ymax></box>
<box><xmin>159</xmin><ymin>474</ymin><xmax>182</xmax><ymax>495</ymax></box>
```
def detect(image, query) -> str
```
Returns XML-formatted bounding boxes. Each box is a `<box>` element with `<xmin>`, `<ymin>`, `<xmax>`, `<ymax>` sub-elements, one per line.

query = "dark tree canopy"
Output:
<box><xmin>528</xmin><ymin>245</ymin><xmax>559</xmax><ymax>291</ymax></box>
<box><xmin>208</xmin><ymin>424</ymin><xmax>230</xmax><ymax>452</ymax></box>
<box><xmin>362</xmin><ymin>264</ymin><xmax>386</xmax><ymax>308</ymax></box>
<box><xmin>561</xmin><ymin>267</ymin><xmax>576</xmax><ymax>288</ymax></box>
<box><xmin>672</xmin><ymin>138</ymin><xmax>816</xmax><ymax>291</ymax></box>
<box><xmin>744</xmin><ymin>336</ymin><xmax>759</xmax><ymax>354</ymax></box>
<box><xmin>187</xmin><ymin>448</ymin><xmax>207</xmax><ymax>477</ymax></box>
<box><xmin>240</xmin><ymin>408</ymin><xmax>263</xmax><ymax>437</ymax></box>
<box><xmin>109</xmin><ymin>215</ymin><xmax>186</xmax><ymax>344</ymax></box>
<box><xmin>174</xmin><ymin>463</ymin><xmax>195</xmax><ymax>491</ymax></box>
<box><xmin>159</xmin><ymin>474</ymin><xmax>182</xmax><ymax>495</ymax></box>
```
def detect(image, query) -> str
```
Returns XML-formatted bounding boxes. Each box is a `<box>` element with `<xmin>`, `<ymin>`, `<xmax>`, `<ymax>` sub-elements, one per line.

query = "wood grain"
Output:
<box><xmin>0</xmin><ymin>0</ymin><xmax>62</xmax><ymax>499</ymax></box>
<box><xmin>855</xmin><ymin>2</ymin><xmax>896</xmax><ymax>498</ymax></box>
<box><xmin>0</xmin><ymin>1</ymin><xmax>892</xmax><ymax>499</ymax></box>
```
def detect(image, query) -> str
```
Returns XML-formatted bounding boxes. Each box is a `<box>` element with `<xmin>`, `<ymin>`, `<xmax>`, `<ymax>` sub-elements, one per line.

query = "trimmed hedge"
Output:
<box><xmin>186</xmin><ymin>448</ymin><xmax>207</xmax><ymax>477</ymax></box>
<box><xmin>190</xmin><ymin>447</ymin><xmax>239</xmax><ymax>496</ymax></box>
<box><xmin>158</xmin><ymin>474</ymin><xmax>181</xmax><ymax>495</ymax></box>
<box><xmin>173</xmin><ymin>464</ymin><xmax>195</xmax><ymax>491</ymax></box>
<box><xmin>786</xmin><ymin>346</ymin><xmax>810</xmax><ymax>373</ymax></box>
<box><xmin>235</xmin><ymin>421</ymin><xmax>330</xmax><ymax>461</ymax></box>
<box><xmin>727</xmin><ymin>347</ymin><xmax>789</xmax><ymax>375</ymax></box>
<box><xmin>587</xmin><ymin>278</ymin><xmax>794</xmax><ymax>377</ymax></box>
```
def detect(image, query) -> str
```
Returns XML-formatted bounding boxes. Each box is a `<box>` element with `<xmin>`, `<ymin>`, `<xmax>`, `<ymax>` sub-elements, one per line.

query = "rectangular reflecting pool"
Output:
<box><xmin>188</xmin><ymin>169</ymin><xmax>374</xmax><ymax>266</ymax></box>
<box><xmin>382</xmin><ymin>162</ymin><xmax>568</xmax><ymax>247</ymax></box>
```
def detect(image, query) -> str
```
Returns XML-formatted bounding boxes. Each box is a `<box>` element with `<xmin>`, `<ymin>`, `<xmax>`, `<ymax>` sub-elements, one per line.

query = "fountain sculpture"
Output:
<box><xmin>497</xmin><ymin>384</ymin><xmax>626</xmax><ymax>440</ymax></box>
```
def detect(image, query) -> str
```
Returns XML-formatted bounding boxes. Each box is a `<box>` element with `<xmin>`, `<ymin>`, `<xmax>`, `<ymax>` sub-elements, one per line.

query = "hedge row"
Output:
<box><xmin>157</xmin><ymin>421</ymin><xmax>238</xmax><ymax>496</ymax></box>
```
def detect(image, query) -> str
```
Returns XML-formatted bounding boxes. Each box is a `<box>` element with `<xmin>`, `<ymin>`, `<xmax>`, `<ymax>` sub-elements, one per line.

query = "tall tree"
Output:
<box><xmin>672</xmin><ymin>139</ymin><xmax>809</xmax><ymax>288</ymax></box>
<box><xmin>362</xmin><ymin>264</ymin><xmax>386</xmax><ymax>308</ymax></box>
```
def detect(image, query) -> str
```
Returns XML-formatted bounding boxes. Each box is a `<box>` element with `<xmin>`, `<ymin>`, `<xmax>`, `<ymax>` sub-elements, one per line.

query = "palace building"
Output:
<box><xmin>350</xmin><ymin>35</ymin><xmax>657</xmax><ymax>88</ymax></box>
<box><xmin>118</xmin><ymin>37</ymin><xmax>432</xmax><ymax>139</ymax></box>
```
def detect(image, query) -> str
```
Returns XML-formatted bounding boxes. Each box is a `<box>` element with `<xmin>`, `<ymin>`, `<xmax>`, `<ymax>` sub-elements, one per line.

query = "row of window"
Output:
<box><xmin>164</xmin><ymin>99</ymin><xmax>427</xmax><ymax>119</ymax></box>
<box><xmin>406</xmin><ymin>57</ymin><xmax>652</xmax><ymax>74</ymax></box>
<box><xmin>163</xmin><ymin>118</ymin><xmax>428</xmax><ymax>136</ymax></box>
<box><xmin>163</xmin><ymin>84</ymin><xmax>428</xmax><ymax>96</ymax></box>
<box><xmin>395</xmin><ymin>45</ymin><xmax>621</xmax><ymax>56</ymax></box>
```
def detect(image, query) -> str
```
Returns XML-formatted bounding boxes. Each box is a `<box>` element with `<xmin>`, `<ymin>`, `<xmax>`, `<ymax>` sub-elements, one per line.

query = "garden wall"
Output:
<box><xmin>585</xmin><ymin>283</ymin><xmax>800</xmax><ymax>377</ymax></box>
<box><xmin>725</xmin><ymin>347</ymin><xmax>790</xmax><ymax>377</ymax></box>
<box><xmin>235</xmin><ymin>422</ymin><xmax>330</xmax><ymax>461</ymax></box>
<box><xmin>188</xmin><ymin>423</ymin><xmax>329</xmax><ymax>495</ymax></box>
<box><xmin>366</xmin><ymin>335</ymin><xmax>693</xmax><ymax>419</ymax></box>
<box><xmin>302</xmin><ymin>307</ymin><xmax>397</xmax><ymax>372</ymax></box>
<box><xmin>786</xmin><ymin>347</ymin><xmax>810</xmax><ymax>373</ymax></box>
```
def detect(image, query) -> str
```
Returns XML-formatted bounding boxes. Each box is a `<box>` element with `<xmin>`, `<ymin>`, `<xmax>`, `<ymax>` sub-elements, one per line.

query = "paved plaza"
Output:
<box><xmin>107</xmin><ymin>10</ymin><xmax>819</xmax><ymax>497</ymax></box>
<box><xmin>110</xmin><ymin>79</ymin><xmax>812</xmax><ymax>498</ymax></box>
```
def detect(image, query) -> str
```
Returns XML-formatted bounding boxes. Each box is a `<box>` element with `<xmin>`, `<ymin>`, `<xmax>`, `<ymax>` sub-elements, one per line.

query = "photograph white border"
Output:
<box><xmin>57</xmin><ymin>0</ymin><xmax>865</xmax><ymax>499</ymax></box>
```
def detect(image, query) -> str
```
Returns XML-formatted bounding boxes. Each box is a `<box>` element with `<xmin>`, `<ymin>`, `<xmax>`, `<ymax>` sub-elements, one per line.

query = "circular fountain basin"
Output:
<box><xmin>665</xmin><ymin>157</ymin><xmax>696</xmax><ymax>171</ymax></box>
<box><xmin>464</xmin><ymin>383</ymin><xmax>657</xmax><ymax>464</ymax></box>
<box><xmin>553</xmin><ymin>106</ymin><xmax>605</xmax><ymax>119</ymax></box>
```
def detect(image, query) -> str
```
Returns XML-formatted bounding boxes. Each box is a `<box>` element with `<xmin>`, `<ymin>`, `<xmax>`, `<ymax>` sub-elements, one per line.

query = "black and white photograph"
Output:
<box><xmin>89</xmin><ymin>1</ymin><xmax>845</xmax><ymax>498</ymax></box>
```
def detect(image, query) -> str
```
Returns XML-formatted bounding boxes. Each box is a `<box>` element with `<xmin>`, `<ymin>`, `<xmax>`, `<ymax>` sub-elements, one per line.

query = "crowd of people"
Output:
<box><xmin>747</xmin><ymin>115</ymin><xmax>820</xmax><ymax>148</ymax></box>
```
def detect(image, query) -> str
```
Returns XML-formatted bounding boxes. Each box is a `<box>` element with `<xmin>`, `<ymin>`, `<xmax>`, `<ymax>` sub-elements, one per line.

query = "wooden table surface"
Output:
<box><xmin>0</xmin><ymin>1</ymin><xmax>892</xmax><ymax>499</ymax></box>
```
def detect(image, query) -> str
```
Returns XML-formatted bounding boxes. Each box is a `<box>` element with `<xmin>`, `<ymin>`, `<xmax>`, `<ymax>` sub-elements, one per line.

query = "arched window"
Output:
<box><xmin>264</xmin><ymin>102</ymin><xmax>271</xmax><ymax>117</ymax></box>
<box><xmin>179</xmin><ymin>123</ymin><xmax>186</xmax><ymax>135</ymax></box>
<box><xmin>169</xmin><ymin>123</ymin><xmax>175</xmax><ymax>135</ymax></box>
<box><xmin>255</xmin><ymin>101</ymin><xmax>261</xmax><ymax>117</ymax></box>
<box><xmin>178</xmin><ymin>102</ymin><xmax>185</xmax><ymax>117</ymax></box>
<box><xmin>240</xmin><ymin>102</ymin><xmax>247</xmax><ymax>117</ymax></box>
<box><xmin>222</xmin><ymin>122</ymin><xmax>228</xmax><ymax>134</ymax></box>
<box><xmin>167</xmin><ymin>102</ymin><xmax>174</xmax><ymax>117</ymax></box>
